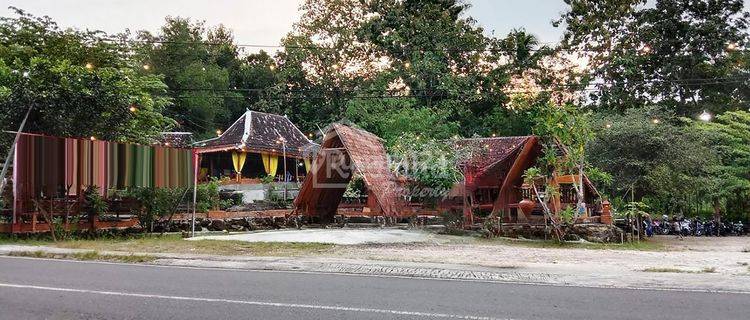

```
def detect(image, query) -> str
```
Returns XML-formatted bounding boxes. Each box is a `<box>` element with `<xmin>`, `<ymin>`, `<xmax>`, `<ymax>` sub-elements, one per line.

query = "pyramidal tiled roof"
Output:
<box><xmin>196</xmin><ymin>110</ymin><xmax>316</xmax><ymax>158</ymax></box>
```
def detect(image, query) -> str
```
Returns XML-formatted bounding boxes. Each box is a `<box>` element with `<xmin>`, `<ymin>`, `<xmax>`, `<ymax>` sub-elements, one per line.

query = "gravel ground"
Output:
<box><xmin>188</xmin><ymin>228</ymin><xmax>440</xmax><ymax>245</ymax></box>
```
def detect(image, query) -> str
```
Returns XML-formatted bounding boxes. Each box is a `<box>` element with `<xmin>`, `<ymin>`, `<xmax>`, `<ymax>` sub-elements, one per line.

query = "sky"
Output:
<box><xmin>0</xmin><ymin>0</ymin><xmax>570</xmax><ymax>50</ymax></box>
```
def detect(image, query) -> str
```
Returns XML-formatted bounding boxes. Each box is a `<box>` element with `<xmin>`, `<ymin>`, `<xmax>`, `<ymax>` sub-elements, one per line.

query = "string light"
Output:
<box><xmin>90</xmin><ymin>136</ymin><xmax>97</xmax><ymax>141</ymax></box>
<box><xmin>727</xmin><ymin>43</ymin><xmax>738</xmax><ymax>51</ymax></box>
<box><xmin>269</xmin><ymin>65</ymin><xmax>276</xmax><ymax>71</ymax></box>
<box><xmin>404</xmin><ymin>62</ymin><xmax>411</xmax><ymax>69</ymax></box>
<box><xmin>129</xmin><ymin>105</ymin><xmax>138</xmax><ymax>113</ymax></box>
<box><xmin>22</xmin><ymin>71</ymin><xmax>29</xmax><ymax>78</ymax></box>
<box><xmin>605</xmin><ymin>123</ymin><xmax>612</xmax><ymax>129</ymax></box>
<box><xmin>699</xmin><ymin>110</ymin><xmax>713</xmax><ymax>122</ymax></box>
<box><xmin>216</xmin><ymin>129</ymin><xmax>222</xmax><ymax>136</ymax></box>
<box><xmin>143</xmin><ymin>64</ymin><xmax>151</xmax><ymax>70</ymax></box>
<box><xmin>85</xmin><ymin>62</ymin><xmax>94</xmax><ymax>69</ymax></box>
<box><xmin>491</xmin><ymin>133</ymin><xmax>496</xmax><ymax>137</ymax></box>
<box><xmin>164</xmin><ymin>142</ymin><xmax>171</xmax><ymax>146</ymax></box>
<box><xmin>651</xmin><ymin>118</ymin><xmax>660</xmax><ymax>124</ymax></box>
<box><xmin>640</xmin><ymin>45</ymin><xmax>652</xmax><ymax>55</ymax></box>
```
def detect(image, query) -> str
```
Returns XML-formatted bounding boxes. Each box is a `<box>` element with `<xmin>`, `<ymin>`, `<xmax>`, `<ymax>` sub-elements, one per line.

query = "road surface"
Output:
<box><xmin>0</xmin><ymin>256</ymin><xmax>747</xmax><ymax>320</ymax></box>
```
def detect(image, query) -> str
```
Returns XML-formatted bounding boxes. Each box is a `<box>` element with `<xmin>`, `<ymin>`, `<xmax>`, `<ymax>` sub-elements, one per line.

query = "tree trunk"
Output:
<box><xmin>713</xmin><ymin>199</ymin><xmax>722</xmax><ymax>236</ymax></box>
<box><xmin>530</xmin><ymin>184</ymin><xmax>564</xmax><ymax>242</ymax></box>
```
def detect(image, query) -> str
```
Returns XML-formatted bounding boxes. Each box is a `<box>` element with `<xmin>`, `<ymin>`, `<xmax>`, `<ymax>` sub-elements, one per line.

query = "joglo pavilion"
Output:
<box><xmin>194</xmin><ymin>110</ymin><xmax>318</xmax><ymax>185</ymax></box>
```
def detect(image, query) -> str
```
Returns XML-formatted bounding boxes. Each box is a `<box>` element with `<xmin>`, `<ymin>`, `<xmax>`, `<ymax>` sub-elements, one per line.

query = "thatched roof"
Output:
<box><xmin>294</xmin><ymin>123</ymin><xmax>404</xmax><ymax>220</ymax></box>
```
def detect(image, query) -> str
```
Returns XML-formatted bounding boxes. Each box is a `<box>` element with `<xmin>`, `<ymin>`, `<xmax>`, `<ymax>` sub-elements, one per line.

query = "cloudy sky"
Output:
<box><xmin>1</xmin><ymin>0</ymin><xmax>568</xmax><ymax>48</ymax></box>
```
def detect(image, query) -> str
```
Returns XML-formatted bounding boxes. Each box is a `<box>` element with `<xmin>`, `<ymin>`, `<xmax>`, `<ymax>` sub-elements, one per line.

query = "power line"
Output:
<box><xmin>105</xmin><ymin>37</ymin><xmax>748</xmax><ymax>55</ymax></box>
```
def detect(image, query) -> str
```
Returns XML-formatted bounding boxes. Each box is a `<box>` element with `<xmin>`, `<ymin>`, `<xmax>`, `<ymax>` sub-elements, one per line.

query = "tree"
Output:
<box><xmin>135</xmin><ymin>17</ymin><xmax>239</xmax><ymax>137</ymax></box>
<box><xmin>345</xmin><ymin>98</ymin><xmax>459</xmax><ymax>144</ymax></box>
<box><xmin>0</xmin><ymin>8</ymin><xmax>175</xmax><ymax>145</ymax></box>
<box><xmin>696</xmin><ymin>111</ymin><xmax>750</xmax><ymax>221</ymax></box>
<box><xmin>587</xmin><ymin>106</ymin><xmax>717</xmax><ymax>215</ymax></box>
<box><xmin>557</xmin><ymin>0</ymin><xmax>750</xmax><ymax>115</ymax></box>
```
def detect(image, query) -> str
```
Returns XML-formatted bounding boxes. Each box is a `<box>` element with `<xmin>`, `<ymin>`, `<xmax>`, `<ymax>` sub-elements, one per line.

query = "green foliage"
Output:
<box><xmin>588</xmin><ymin>106</ymin><xmax>717</xmax><ymax>215</ymax></box>
<box><xmin>345</xmin><ymin>98</ymin><xmax>459</xmax><ymax>143</ymax></box>
<box><xmin>0</xmin><ymin>8</ymin><xmax>175</xmax><ymax>144</ymax></box>
<box><xmin>695</xmin><ymin>111</ymin><xmax>750</xmax><ymax>219</ymax></box>
<box><xmin>125</xmin><ymin>187</ymin><xmax>186</xmax><ymax>231</ymax></box>
<box><xmin>343</xmin><ymin>176</ymin><xmax>366</xmax><ymax>198</ymax></box>
<box><xmin>196</xmin><ymin>179</ymin><xmax>221</xmax><ymax>212</ymax></box>
<box><xmin>390</xmin><ymin>133</ymin><xmax>462</xmax><ymax>201</ymax></box>
<box><xmin>259</xmin><ymin>175</ymin><xmax>275</xmax><ymax>185</ymax></box>
<box><xmin>558</xmin><ymin>0</ymin><xmax>750</xmax><ymax>115</ymax></box>
<box><xmin>559</xmin><ymin>206</ymin><xmax>575</xmax><ymax>224</ymax></box>
<box><xmin>83</xmin><ymin>186</ymin><xmax>108</xmax><ymax>217</ymax></box>
<box><xmin>620</xmin><ymin>202</ymin><xmax>651</xmax><ymax>219</ymax></box>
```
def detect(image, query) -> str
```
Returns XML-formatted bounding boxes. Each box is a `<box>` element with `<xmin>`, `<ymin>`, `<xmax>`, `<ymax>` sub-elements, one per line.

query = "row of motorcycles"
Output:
<box><xmin>646</xmin><ymin>216</ymin><xmax>746</xmax><ymax>237</ymax></box>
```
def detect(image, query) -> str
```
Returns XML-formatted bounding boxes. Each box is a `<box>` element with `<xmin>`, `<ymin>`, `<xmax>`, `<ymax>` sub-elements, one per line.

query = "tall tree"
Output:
<box><xmin>0</xmin><ymin>7</ymin><xmax>174</xmax><ymax>146</ymax></box>
<box><xmin>557</xmin><ymin>0</ymin><xmax>750</xmax><ymax>115</ymax></box>
<box><xmin>136</xmin><ymin>17</ymin><xmax>238</xmax><ymax>137</ymax></box>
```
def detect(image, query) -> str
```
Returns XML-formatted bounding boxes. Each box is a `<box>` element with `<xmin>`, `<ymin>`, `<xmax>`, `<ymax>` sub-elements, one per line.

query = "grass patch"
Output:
<box><xmin>2</xmin><ymin>233</ymin><xmax>335</xmax><ymax>257</ymax></box>
<box><xmin>477</xmin><ymin>237</ymin><xmax>664</xmax><ymax>251</ymax></box>
<box><xmin>8</xmin><ymin>250</ymin><xmax>156</xmax><ymax>263</ymax></box>
<box><xmin>642</xmin><ymin>266</ymin><xmax>717</xmax><ymax>274</ymax></box>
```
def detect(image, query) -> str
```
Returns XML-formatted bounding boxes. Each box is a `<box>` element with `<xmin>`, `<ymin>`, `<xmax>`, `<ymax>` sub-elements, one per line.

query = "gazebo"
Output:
<box><xmin>194</xmin><ymin>110</ymin><xmax>317</xmax><ymax>184</ymax></box>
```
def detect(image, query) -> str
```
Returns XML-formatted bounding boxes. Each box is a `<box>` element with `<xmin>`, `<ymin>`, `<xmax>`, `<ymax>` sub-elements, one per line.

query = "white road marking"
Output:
<box><xmin>1</xmin><ymin>255</ymin><xmax>749</xmax><ymax>295</ymax></box>
<box><xmin>0</xmin><ymin>282</ymin><xmax>509</xmax><ymax>320</ymax></box>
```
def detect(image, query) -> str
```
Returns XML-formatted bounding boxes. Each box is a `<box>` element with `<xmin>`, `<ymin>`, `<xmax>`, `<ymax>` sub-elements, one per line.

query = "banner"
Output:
<box><xmin>15</xmin><ymin>134</ymin><xmax>194</xmax><ymax>199</ymax></box>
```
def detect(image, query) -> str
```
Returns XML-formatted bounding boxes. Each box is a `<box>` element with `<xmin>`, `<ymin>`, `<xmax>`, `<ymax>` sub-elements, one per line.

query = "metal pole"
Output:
<box><xmin>0</xmin><ymin>105</ymin><xmax>33</xmax><ymax>196</ymax></box>
<box><xmin>191</xmin><ymin>151</ymin><xmax>199</xmax><ymax>237</ymax></box>
<box><xmin>283</xmin><ymin>142</ymin><xmax>287</xmax><ymax>201</ymax></box>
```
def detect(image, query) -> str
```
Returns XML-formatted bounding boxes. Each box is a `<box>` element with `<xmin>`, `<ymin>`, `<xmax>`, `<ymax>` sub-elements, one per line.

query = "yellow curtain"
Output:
<box><xmin>232</xmin><ymin>152</ymin><xmax>247</xmax><ymax>174</ymax></box>
<box><xmin>261</xmin><ymin>152</ymin><xmax>278</xmax><ymax>177</ymax></box>
<box><xmin>304</xmin><ymin>158</ymin><xmax>312</xmax><ymax>173</ymax></box>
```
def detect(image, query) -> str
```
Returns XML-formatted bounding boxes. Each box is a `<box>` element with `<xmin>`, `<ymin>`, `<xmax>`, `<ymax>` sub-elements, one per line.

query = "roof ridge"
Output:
<box><xmin>333</xmin><ymin>123</ymin><xmax>384</xmax><ymax>142</ymax></box>
<box><xmin>247</xmin><ymin>109</ymin><xmax>288</xmax><ymax>118</ymax></box>
<box><xmin>459</xmin><ymin>135</ymin><xmax>533</xmax><ymax>141</ymax></box>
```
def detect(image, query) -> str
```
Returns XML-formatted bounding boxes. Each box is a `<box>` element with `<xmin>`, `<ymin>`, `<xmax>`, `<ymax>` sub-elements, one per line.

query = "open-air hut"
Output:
<box><xmin>293</xmin><ymin>123</ymin><xmax>405</xmax><ymax>223</ymax></box>
<box><xmin>441</xmin><ymin>136</ymin><xmax>604</xmax><ymax>224</ymax></box>
<box><xmin>194</xmin><ymin>110</ymin><xmax>317</xmax><ymax>185</ymax></box>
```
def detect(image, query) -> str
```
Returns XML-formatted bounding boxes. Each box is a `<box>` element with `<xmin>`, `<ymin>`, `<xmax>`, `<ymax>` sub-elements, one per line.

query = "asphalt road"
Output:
<box><xmin>0</xmin><ymin>256</ymin><xmax>748</xmax><ymax>320</ymax></box>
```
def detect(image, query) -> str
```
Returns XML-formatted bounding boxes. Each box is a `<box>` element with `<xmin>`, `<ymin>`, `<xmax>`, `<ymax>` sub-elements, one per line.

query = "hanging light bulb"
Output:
<box><xmin>640</xmin><ymin>45</ymin><xmax>652</xmax><ymax>55</ymax></box>
<box><xmin>85</xmin><ymin>62</ymin><xmax>94</xmax><ymax>69</ymax></box>
<box><xmin>404</xmin><ymin>62</ymin><xmax>411</xmax><ymax>69</ymax></box>
<box><xmin>216</xmin><ymin>129</ymin><xmax>222</xmax><ymax>136</ymax></box>
<box><xmin>90</xmin><ymin>136</ymin><xmax>97</xmax><ymax>141</ymax></box>
<box><xmin>129</xmin><ymin>105</ymin><xmax>138</xmax><ymax>113</ymax></box>
<box><xmin>699</xmin><ymin>110</ymin><xmax>713</xmax><ymax>122</ymax></box>
<box><xmin>651</xmin><ymin>118</ymin><xmax>660</xmax><ymax>124</ymax></box>
<box><xmin>605</xmin><ymin>123</ymin><xmax>612</xmax><ymax>129</ymax></box>
<box><xmin>143</xmin><ymin>64</ymin><xmax>151</xmax><ymax>70</ymax></box>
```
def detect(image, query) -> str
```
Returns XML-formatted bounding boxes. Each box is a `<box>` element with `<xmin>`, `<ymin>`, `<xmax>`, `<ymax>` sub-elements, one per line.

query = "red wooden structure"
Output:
<box><xmin>293</xmin><ymin>124</ymin><xmax>405</xmax><ymax>222</ymax></box>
